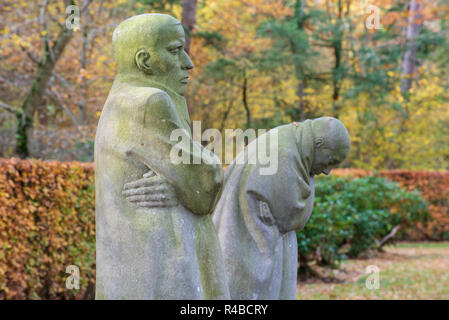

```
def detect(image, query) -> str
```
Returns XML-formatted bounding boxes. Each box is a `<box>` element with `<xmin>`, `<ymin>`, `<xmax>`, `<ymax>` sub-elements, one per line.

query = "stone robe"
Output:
<box><xmin>95</xmin><ymin>78</ymin><xmax>229</xmax><ymax>299</ymax></box>
<box><xmin>213</xmin><ymin>121</ymin><xmax>315</xmax><ymax>300</ymax></box>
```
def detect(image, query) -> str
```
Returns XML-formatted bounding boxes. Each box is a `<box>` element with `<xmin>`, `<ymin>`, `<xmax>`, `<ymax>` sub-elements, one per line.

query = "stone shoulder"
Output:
<box><xmin>114</xmin><ymin>86</ymin><xmax>177</xmax><ymax>124</ymax></box>
<box><xmin>129</xmin><ymin>86</ymin><xmax>171</xmax><ymax>109</ymax></box>
<box><xmin>109</xmin><ymin>85</ymin><xmax>171</xmax><ymax>110</ymax></box>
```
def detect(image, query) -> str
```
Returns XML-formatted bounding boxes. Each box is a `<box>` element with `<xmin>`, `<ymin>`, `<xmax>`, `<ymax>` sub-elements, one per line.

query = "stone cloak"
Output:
<box><xmin>95</xmin><ymin>78</ymin><xmax>229</xmax><ymax>299</ymax></box>
<box><xmin>213</xmin><ymin>121</ymin><xmax>316</xmax><ymax>299</ymax></box>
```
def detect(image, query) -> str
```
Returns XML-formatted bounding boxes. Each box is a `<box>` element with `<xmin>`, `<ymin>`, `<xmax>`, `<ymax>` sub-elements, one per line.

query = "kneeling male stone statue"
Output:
<box><xmin>212</xmin><ymin>117</ymin><xmax>350</xmax><ymax>299</ymax></box>
<box><xmin>95</xmin><ymin>14</ymin><xmax>229</xmax><ymax>299</ymax></box>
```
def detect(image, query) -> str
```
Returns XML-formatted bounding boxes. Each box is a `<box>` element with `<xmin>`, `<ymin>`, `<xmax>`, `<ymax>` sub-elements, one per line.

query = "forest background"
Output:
<box><xmin>0</xmin><ymin>0</ymin><xmax>448</xmax><ymax>171</ymax></box>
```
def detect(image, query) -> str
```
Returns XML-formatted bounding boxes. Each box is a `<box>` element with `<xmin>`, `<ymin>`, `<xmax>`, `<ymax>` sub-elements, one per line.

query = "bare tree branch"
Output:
<box><xmin>0</xmin><ymin>18</ymin><xmax>39</xmax><ymax>41</ymax></box>
<box><xmin>20</xmin><ymin>44</ymin><xmax>41</xmax><ymax>64</ymax></box>
<box><xmin>52</xmin><ymin>71</ymin><xmax>76</xmax><ymax>94</ymax></box>
<box><xmin>39</xmin><ymin>0</ymin><xmax>51</xmax><ymax>60</ymax></box>
<box><xmin>82</xmin><ymin>0</ymin><xmax>93</xmax><ymax>12</ymax></box>
<box><xmin>0</xmin><ymin>101</ymin><xmax>17</xmax><ymax>114</ymax></box>
<box><xmin>377</xmin><ymin>225</ymin><xmax>401</xmax><ymax>250</ymax></box>
<box><xmin>45</xmin><ymin>89</ymin><xmax>81</xmax><ymax>131</ymax></box>
<box><xmin>0</xmin><ymin>74</ymin><xmax>28</xmax><ymax>87</ymax></box>
<box><xmin>88</xmin><ymin>23</ymin><xmax>118</xmax><ymax>52</ymax></box>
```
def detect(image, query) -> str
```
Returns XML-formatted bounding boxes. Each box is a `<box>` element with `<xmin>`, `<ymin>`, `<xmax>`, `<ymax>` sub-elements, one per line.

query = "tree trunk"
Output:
<box><xmin>220</xmin><ymin>100</ymin><xmax>234</xmax><ymax>133</ymax></box>
<box><xmin>297</xmin><ymin>79</ymin><xmax>306</xmax><ymax>121</ymax></box>
<box><xmin>401</xmin><ymin>0</ymin><xmax>423</xmax><ymax>96</ymax></box>
<box><xmin>78</xmin><ymin>3</ymin><xmax>89</xmax><ymax>125</ymax></box>
<box><xmin>242</xmin><ymin>72</ymin><xmax>251</xmax><ymax>130</ymax></box>
<box><xmin>395</xmin><ymin>0</ymin><xmax>423</xmax><ymax>167</ymax></box>
<box><xmin>181</xmin><ymin>0</ymin><xmax>198</xmax><ymax>54</ymax></box>
<box><xmin>332</xmin><ymin>40</ymin><xmax>342</xmax><ymax>116</ymax></box>
<box><xmin>331</xmin><ymin>0</ymin><xmax>344</xmax><ymax>118</ymax></box>
<box><xmin>15</xmin><ymin>0</ymin><xmax>78</xmax><ymax>158</ymax></box>
<box><xmin>294</xmin><ymin>0</ymin><xmax>307</xmax><ymax>121</ymax></box>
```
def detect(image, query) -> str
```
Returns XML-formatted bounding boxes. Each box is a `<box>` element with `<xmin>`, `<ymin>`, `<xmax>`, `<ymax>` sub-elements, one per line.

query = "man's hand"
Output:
<box><xmin>122</xmin><ymin>171</ymin><xmax>178</xmax><ymax>208</ymax></box>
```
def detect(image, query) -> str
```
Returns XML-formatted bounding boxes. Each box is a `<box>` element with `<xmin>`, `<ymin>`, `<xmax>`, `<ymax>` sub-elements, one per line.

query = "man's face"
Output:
<box><xmin>150</xmin><ymin>23</ymin><xmax>194</xmax><ymax>96</ymax></box>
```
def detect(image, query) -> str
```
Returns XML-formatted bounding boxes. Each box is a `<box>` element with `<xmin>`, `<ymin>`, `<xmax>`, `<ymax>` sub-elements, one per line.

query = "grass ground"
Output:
<box><xmin>296</xmin><ymin>242</ymin><xmax>449</xmax><ymax>299</ymax></box>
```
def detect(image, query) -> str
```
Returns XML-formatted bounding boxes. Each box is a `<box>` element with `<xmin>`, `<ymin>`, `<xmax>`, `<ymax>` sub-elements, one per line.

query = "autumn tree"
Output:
<box><xmin>17</xmin><ymin>0</ymin><xmax>91</xmax><ymax>158</ymax></box>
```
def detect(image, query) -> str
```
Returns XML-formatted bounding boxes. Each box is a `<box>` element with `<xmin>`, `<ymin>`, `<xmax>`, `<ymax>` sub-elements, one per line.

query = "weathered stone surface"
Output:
<box><xmin>213</xmin><ymin>117</ymin><xmax>350</xmax><ymax>300</ymax></box>
<box><xmin>95</xmin><ymin>13</ymin><xmax>229</xmax><ymax>300</ymax></box>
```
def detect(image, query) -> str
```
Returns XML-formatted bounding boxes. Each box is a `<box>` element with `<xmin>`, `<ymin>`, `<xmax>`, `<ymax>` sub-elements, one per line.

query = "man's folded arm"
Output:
<box><xmin>128</xmin><ymin>91</ymin><xmax>223</xmax><ymax>215</ymax></box>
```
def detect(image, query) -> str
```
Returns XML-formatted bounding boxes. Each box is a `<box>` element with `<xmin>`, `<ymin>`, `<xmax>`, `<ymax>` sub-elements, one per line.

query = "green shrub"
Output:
<box><xmin>333</xmin><ymin>169</ymin><xmax>449</xmax><ymax>240</ymax></box>
<box><xmin>297</xmin><ymin>175</ymin><xmax>428</xmax><ymax>275</ymax></box>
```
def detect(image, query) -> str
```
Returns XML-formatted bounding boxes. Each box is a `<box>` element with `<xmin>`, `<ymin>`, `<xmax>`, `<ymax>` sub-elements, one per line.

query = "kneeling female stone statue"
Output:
<box><xmin>212</xmin><ymin>117</ymin><xmax>350</xmax><ymax>299</ymax></box>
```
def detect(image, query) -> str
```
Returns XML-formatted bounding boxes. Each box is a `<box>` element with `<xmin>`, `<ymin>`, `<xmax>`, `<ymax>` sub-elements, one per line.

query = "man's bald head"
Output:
<box><xmin>112</xmin><ymin>14</ymin><xmax>194</xmax><ymax>95</ymax></box>
<box><xmin>112</xmin><ymin>14</ymin><xmax>181</xmax><ymax>73</ymax></box>
<box><xmin>310</xmin><ymin>117</ymin><xmax>350</xmax><ymax>175</ymax></box>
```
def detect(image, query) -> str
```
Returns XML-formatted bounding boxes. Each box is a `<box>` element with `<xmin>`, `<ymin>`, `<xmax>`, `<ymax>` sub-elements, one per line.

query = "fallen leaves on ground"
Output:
<box><xmin>296</xmin><ymin>242</ymin><xmax>449</xmax><ymax>300</ymax></box>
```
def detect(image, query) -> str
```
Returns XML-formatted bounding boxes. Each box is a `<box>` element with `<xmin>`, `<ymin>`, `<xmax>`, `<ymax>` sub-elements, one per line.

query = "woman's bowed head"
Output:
<box><xmin>309</xmin><ymin>117</ymin><xmax>351</xmax><ymax>176</ymax></box>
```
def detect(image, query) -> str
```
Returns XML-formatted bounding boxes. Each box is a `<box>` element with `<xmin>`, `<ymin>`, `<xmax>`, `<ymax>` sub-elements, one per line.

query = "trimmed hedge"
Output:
<box><xmin>333</xmin><ymin>169</ymin><xmax>449</xmax><ymax>240</ymax></box>
<box><xmin>0</xmin><ymin>158</ymin><xmax>95</xmax><ymax>299</ymax></box>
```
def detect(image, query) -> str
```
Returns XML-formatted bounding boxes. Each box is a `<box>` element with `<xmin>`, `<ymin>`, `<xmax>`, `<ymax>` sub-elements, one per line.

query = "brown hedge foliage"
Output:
<box><xmin>333</xmin><ymin>169</ymin><xmax>449</xmax><ymax>240</ymax></box>
<box><xmin>0</xmin><ymin>158</ymin><xmax>95</xmax><ymax>299</ymax></box>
